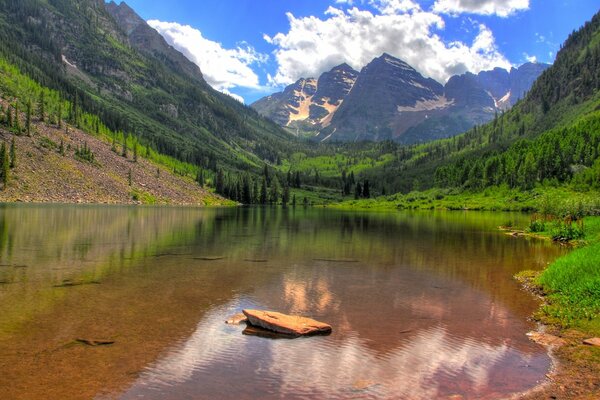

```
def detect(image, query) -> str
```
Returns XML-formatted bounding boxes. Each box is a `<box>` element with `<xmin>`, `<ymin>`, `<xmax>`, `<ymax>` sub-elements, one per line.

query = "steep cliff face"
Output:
<box><xmin>106</xmin><ymin>1</ymin><xmax>205</xmax><ymax>83</ymax></box>
<box><xmin>251</xmin><ymin>64</ymin><xmax>358</xmax><ymax>133</ymax></box>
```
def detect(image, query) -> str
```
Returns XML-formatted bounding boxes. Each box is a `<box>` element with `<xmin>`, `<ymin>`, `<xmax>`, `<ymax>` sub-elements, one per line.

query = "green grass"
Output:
<box><xmin>331</xmin><ymin>185</ymin><xmax>600</xmax><ymax>213</ymax></box>
<box><xmin>537</xmin><ymin>237</ymin><xmax>600</xmax><ymax>335</ymax></box>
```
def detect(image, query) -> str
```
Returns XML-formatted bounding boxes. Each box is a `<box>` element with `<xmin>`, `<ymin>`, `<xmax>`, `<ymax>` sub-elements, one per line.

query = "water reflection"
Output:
<box><xmin>0</xmin><ymin>206</ymin><xmax>565</xmax><ymax>400</ymax></box>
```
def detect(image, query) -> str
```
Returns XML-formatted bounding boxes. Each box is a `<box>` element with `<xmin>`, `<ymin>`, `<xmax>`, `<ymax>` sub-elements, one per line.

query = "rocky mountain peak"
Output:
<box><xmin>106</xmin><ymin>1</ymin><xmax>205</xmax><ymax>83</ymax></box>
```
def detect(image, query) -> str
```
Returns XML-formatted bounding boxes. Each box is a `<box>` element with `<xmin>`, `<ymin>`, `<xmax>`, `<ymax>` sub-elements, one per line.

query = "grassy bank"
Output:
<box><xmin>534</xmin><ymin>216</ymin><xmax>600</xmax><ymax>335</ymax></box>
<box><xmin>330</xmin><ymin>185</ymin><xmax>600</xmax><ymax>212</ymax></box>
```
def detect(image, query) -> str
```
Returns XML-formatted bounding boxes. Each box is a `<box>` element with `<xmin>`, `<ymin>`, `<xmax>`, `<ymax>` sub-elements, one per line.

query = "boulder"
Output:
<box><xmin>527</xmin><ymin>331</ymin><xmax>566</xmax><ymax>347</ymax></box>
<box><xmin>242</xmin><ymin>309</ymin><xmax>332</xmax><ymax>337</ymax></box>
<box><xmin>583</xmin><ymin>338</ymin><xmax>600</xmax><ymax>347</ymax></box>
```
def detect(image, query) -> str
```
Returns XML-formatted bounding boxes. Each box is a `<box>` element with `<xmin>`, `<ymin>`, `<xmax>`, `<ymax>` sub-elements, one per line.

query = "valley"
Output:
<box><xmin>0</xmin><ymin>1</ymin><xmax>599</xmax><ymax>399</ymax></box>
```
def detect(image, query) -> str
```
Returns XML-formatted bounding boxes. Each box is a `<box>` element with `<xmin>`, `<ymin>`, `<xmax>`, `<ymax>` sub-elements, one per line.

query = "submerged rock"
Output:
<box><xmin>583</xmin><ymin>338</ymin><xmax>600</xmax><ymax>347</ymax></box>
<box><xmin>242</xmin><ymin>309</ymin><xmax>332</xmax><ymax>337</ymax></box>
<box><xmin>225</xmin><ymin>313</ymin><xmax>248</xmax><ymax>325</ymax></box>
<box><xmin>242</xmin><ymin>325</ymin><xmax>297</xmax><ymax>340</ymax></box>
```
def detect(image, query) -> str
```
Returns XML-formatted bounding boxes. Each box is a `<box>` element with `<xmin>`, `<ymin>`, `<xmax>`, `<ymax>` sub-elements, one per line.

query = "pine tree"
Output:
<box><xmin>355</xmin><ymin>182</ymin><xmax>362</xmax><ymax>199</ymax></box>
<box><xmin>5</xmin><ymin>106</ymin><xmax>11</xmax><ymax>128</ymax></box>
<box><xmin>38</xmin><ymin>91</ymin><xmax>45</xmax><ymax>122</ymax></box>
<box><xmin>57</xmin><ymin>100</ymin><xmax>62</xmax><ymax>129</ymax></box>
<box><xmin>26</xmin><ymin>100</ymin><xmax>32</xmax><ymax>136</ymax></box>
<box><xmin>9</xmin><ymin>138</ymin><xmax>16</xmax><ymax>169</ymax></box>
<box><xmin>0</xmin><ymin>143</ymin><xmax>9</xmax><ymax>189</ymax></box>
<box><xmin>133</xmin><ymin>141</ymin><xmax>138</xmax><ymax>162</ymax></box>
<box><xmin>121</xmin><ymin>135</ymin><xmax>128</xmax><ymax>158</ymax></box>
<box><xmin>14</xmin><ymin>103</ymin><xmax>21</xmax><ymax>133</ymax></box>
<box><xmin>292</xmin><ymin>194</ymin><xmax>297</xmax><ymax>207</ymax></box>
<box><xmin>196</xmin><ymin>169</ymin><xmax>205</xmax><ymax>186</ymax></box>
<box><xmin>294</xmin><ymin>171</ymin><xmax>301</xmax><ymax>188</ymax></box>
<box><xmin>269</xmin><ymin>176</ymin><xmax>280</xmax><ymax>204</ymax></box>
<box><xmin>282</xmin><ymin>184</ymin><xmax>290</xmax><ymax>207</ymax></box>
<box><xmin>263</xmin><ymin>164</ymin><xmax>270</xmax><ymax>185</ymax></box>
<box><xmin>215</xmin><ymin>169</ymin><xmax>225</xmax><ymax>194</ymax></box>
<box><xmin>260</xmin><ymin>177</ymin><xmax>268</xmax><ymax>205</ymax></box>
<box><xmin>127</xmin><ymin>168</ymin><xmax>132</xmax><ymax>186</ymax></box>
<box><xmin>363</xmin><ymin>180</ymin><xmax>370</xmax><ymax>198</ymax></box>
<box><xmin>59</xmin><ymin>140</ymin><xmax>65</xmax><ymax>156</ymax></box>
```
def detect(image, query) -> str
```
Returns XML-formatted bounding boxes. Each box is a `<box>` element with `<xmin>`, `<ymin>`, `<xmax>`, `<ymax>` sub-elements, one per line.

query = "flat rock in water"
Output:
<box><xmin>242</xmin><ymin>309</ymin><xmax>332</xmax><ymax>337</ymax></box>
<box><xmin>242</xmin><ymin>325</ymin><xmax>297</xmax><ymax>339</ymax></box>
<box><xmin>225</xmin><ymin>313</ymin><xmax>248</xmax><ymax>325</ymax></box>
<box><xmin>527</xmin><ymin>331</ymin><xmax>567</xmax><ymax>347</ymax></box>
<box><xmin>583</xmin><ymin>337</ymin><xmax>600</xmax><ymax>347</ymax></box>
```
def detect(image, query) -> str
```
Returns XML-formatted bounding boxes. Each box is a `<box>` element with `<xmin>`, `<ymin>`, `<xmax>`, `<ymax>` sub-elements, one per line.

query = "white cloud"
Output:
<box><xmin>147</xmin><ymin>20</ymin><xmax>269</xmax><ymax>102</ymax></box>
<box><xmin>220</xmin><ymin>89</ymin><xmax>245</xmax><ymax>103</ymax></box>
<box><xmin>523</xmin><ymin>53</ymin><xmax>537</xmax><ymax>63</ymax></box>
<box><xmin>265</xmin><ymin>5</ymin><xmax>511</xmax><ymax>86</ymax></box>
<box><xmin>432</xmin><ymin>0</ymin><xmax>529</xmax><ymax>18</ymax></box>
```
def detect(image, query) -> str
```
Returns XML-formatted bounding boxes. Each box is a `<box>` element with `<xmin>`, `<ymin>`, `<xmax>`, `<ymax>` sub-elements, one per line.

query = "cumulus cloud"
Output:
<box><xmin>264</xmin><ymin>5</ymin><xmax>511</xmax><ymax>86</ymax></box>
<box><xmin>432</xmin><ymin>0</ymin><xmax>529</xmax><ymax>17</ymax></box>
<box><xmin>148</xmin><ymin>20</ymin><xmax>269</xmax><ymax>102</ymax></box>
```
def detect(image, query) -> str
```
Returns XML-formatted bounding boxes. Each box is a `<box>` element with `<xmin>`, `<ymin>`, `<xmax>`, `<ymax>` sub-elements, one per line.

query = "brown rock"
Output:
<box><xmin>527</xmin><ymin>331</ymin><xmax>567</xmax><ymax>347</ymax></box>
<box><xmin>583</xmin><ymin>338</ymin><xmax>600</xmax><ymax>347</ymax></box>
<box><xmin>242</xmin><ymin>309</ymin><xmax>332</xmax><ymax>337</ymax></box>
<box><xmin>242</xmin><ymin>325</ymin><xmax>297</xmax><ymax>339</ymax></box>
<box><xmin>225</xmin><ymin>313</ymin><xmax>248</xmax><ymax>325</ymax></box>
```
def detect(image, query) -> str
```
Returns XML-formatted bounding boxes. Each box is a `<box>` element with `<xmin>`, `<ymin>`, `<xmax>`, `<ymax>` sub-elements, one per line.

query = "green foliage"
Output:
<box><xmin>537</xmin><ymin>237</ymin><xmax>600</xmax><ymax>333</ymax></box>
<box><xmin>9</xmin><ymin>138</ymin><xmax>16</xmax><ymax>168</ymax></box>
<box><xmin>74</xmin><ymin>142</ymin><xmax>95</xmax><ymax>164</ymax></box>
<box><xmin>527</xmin><ymin>217</ymin><xmax>546</xmax><ymax>233</ymax></box>
<box><xmin>0</xmin><ymin>142</ymin><xmax>9</xmax><ymax>188</ymax></box>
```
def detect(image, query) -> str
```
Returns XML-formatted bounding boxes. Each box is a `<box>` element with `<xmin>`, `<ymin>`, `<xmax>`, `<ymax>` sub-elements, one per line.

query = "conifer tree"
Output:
<box><xmin>5</xmin><ymin>106</ymin><xmax>10</xmax><ymax>128</ymax></box>
<box><xmin>196</xmin><ymin>169</ymin><xmax>204</xmax><ymax>186</ymax></box>
<box><xmin>9</xmin><ymin>138</ymin><xmax>16</xmax><ymax>169</ymax></box>
<box><xmin>14</xmin><ymin>104</ymin><xmax>21</xmax><ymax>133</ymax></box>
<box><xmin>26</xmin><ymin>100</ymin><xmax>32</xmax><ymax>136</ymax></box>
<box><xmin>38</xmin><ymin>91</ymin><xmax>45</xmax><ymax>122</ymax></box>
<box><xmin>59</xmin><ymin>140</ymin><xmax>65</xmax><ymax>156</ymax></box>
<box><xmin>121</xmin><ymin>135</ymin><xmax>128</xmax><ymax>158</ymax></box>
<box><xmin>0</xmin><ymin>143</ymin><xmax>9</xmax><ymax>189</ymax></box>
<box><xmin>363</xmin><ymin>180</ymin><xmax>370</xmax><ymax>198</ymax></box>
<box><xmin>260</xmin><ymin>177</ymin><xmax>268</xmax><ymax>205</ymax></box>
<box><xmin>355</xmin><ymin>182</ymin><xmax>362</xmax><ymax>199</ymax></box>
<box><xmin>57</xmin><ymin>100</ymin><xmax>62</xmax><ymax>129</ymax></box>
<box><xmin>269</xmin><ymin>176</ymin><xmax>280</xmax><ymax>204</ymax></box>
<box><xmin>128</xmin><ymin>168</ymin><xmax>132</xmax><ymax>186</ymax></box>
<box><xmin>282</xmin><ymin>184</ymin><xmax>290</xmax><ymax>207</ymax></box>
<box><xmin>133</xmin><ymin>141</ymin><xmax>138</xmax><ymax>162</ymax></box>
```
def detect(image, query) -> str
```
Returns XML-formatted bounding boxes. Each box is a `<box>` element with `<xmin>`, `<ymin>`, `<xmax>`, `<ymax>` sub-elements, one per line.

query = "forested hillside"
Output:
<box><xmin>0</xmin><ymin>0</ymin><xmax>295</xmax><ymax>176</ymax></box>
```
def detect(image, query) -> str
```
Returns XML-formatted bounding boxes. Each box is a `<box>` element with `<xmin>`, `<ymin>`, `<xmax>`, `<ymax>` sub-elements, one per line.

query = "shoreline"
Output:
<box><xmin>513</xmin><ymin>220</ymin><xmax>600</xmax><ymax>399</ymax></box>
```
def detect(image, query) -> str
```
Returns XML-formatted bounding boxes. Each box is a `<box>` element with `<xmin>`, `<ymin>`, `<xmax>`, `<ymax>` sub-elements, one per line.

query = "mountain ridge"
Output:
<box><xmin>252</xmin><ymin>55</ymin><xmax>549</xmax><ymax>144</ymax></box>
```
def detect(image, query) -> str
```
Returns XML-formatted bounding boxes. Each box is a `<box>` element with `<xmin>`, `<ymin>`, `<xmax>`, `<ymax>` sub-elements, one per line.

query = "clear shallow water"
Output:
<box><xmin>0</xmin><ymin>205</ymin><xmax>565</xmax><ymax>399</ymax></box>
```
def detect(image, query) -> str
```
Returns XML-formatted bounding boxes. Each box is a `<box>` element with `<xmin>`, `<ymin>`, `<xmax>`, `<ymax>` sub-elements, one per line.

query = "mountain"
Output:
<box><xmin>252</xmin><ymin>64</ymin><xmax>358</xmax><ymax>134</ymax></box>
<box><xmin>355</xmin><ymin>11</ymin><xmax>600</xmax><ymax>194</ymax></box>
<box><xmin>252</xmin><ymin>55</ymin><xmax>549</xmax><ymax>144</ymax></box>
<box><xmin>0</xmin><ymin>0</ymin><xmax>293</xmax><ymax>175</ymax></box>
<box><xmin>105</xmin><ymin>1</ymin><xmax>205</xmax><ymax>84</ymax></box>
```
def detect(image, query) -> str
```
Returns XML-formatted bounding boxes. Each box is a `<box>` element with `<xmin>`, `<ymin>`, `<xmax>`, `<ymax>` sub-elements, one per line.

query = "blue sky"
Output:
<box><xmin>115</xmin><ymin>0</ymin><xmax>599</xmax><ymax>104</ymax></box>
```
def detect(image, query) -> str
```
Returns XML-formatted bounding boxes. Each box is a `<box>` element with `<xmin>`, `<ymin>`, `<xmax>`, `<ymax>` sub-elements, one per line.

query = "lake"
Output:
<box><xmin>0</xmin><ymin>205</ymin><xmax>565</xmax><ymax>399</ymax></box>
